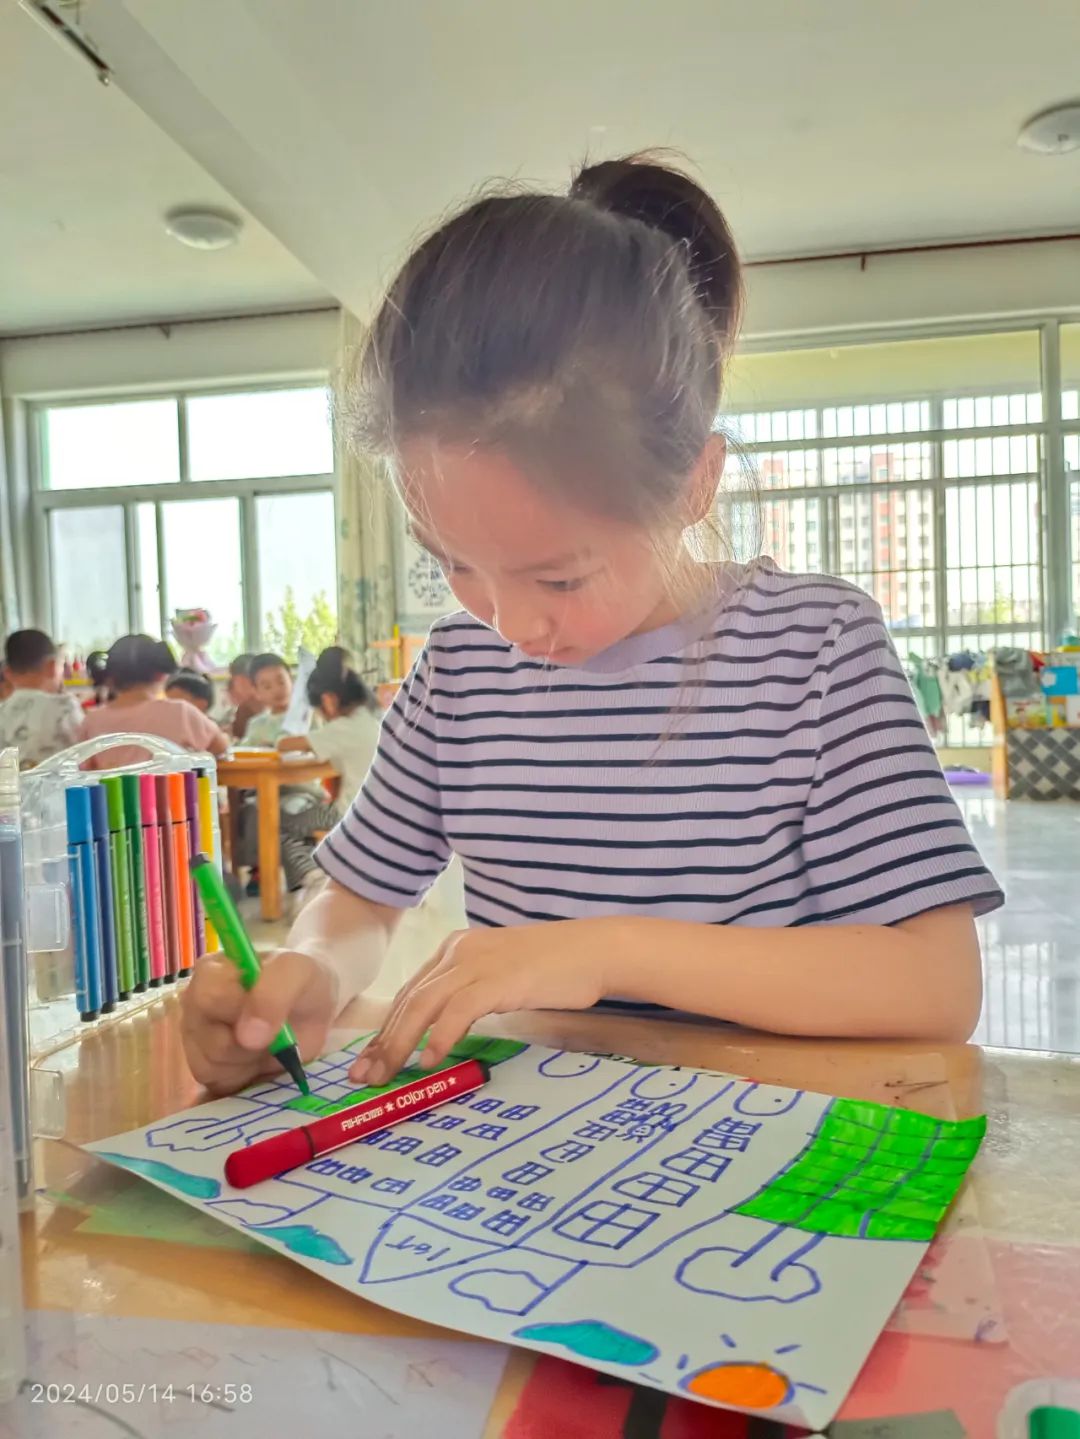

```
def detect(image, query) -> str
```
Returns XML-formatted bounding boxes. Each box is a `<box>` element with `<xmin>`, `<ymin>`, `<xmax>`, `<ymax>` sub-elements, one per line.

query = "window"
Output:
<box><xmin>1063</xmin><ymin>325</ymin><xmax>1080</xmax><ymax>629</ymax></box>
<box><xmin>44</xmin><ymin>399</ymin><xmax>179</xmax><ymax>490</ymax></box>
<box><xmin>723</xmin><ymin>330</ymin><xmax>1053</xmax><ymax>744</ymax></box>
<box><xmin>50</xmin><ymin>507</ymin><xmax>128</xmax><ymax>654</ymax></box>
<box><xmin>34</xmin><ymin>386</ymin><xmax>336</xmax><ymax>660</ymax></box>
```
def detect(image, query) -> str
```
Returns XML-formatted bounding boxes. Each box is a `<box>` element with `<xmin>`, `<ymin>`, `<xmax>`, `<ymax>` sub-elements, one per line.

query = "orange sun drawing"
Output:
<box><xmin>682</xmin><ymin>1360</ymin><xmax>794</xmax><ymax>1409</ymax></box>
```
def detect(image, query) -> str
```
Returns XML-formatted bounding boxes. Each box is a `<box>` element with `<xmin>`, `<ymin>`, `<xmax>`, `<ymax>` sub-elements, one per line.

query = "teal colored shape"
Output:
<box><xmin>96</xmin><ymin>1153</ymin><xmax>221</xmax><ymax>1200</ymax></box>
<box><xmin>515</xmin><ymin>1320</ymin><xmax>659</xmax><ymax>1366</ymax></box>
<box><xmin>249</xmin><ymin>1223</ymin><xmax>352</xmax><ymax>1266</ymax></box>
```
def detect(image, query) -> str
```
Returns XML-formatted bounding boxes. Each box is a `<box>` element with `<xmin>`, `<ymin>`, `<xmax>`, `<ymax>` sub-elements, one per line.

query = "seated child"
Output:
<box><xmin>165</xmin><ymin>669</ymin><xmax>215</xmax><ymax>714</ymax></box>
<box><xmin>241</xmin><ymin>654</ymin><xmax>292</xmax><ymax>747</ymax></box>
<box><xmin>220</xmin><ymin>653</ymin><xmax>262</xmax><ymax>739</ymax></box>
<box><xmin>275</xmin><ymin>648</ymin><xmax>381</xmax><ymax>893</ymax></box>
<box><xmin>278</xmin><ymin>647</ymin><xmax>381</xmax><ymax>806</ymax></box>
<box><xmin>0</xmin><ymin>629</ymin><xmax>84</xmax><ymax>766</ymax></box>
<box><xmin>79</xmin><ymin>635</ymin><xmax>228</xmax><ymax>768</ymax></box>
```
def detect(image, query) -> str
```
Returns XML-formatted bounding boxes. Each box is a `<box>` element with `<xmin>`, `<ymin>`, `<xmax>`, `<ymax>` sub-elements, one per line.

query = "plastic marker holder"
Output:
<box><xmin>225</xmin><ymin>1057</ymin><xmax>491</xmax><ymax>1188</ymax></box>
<box><xmin>189</xmin><ymin>854</ymin><xmax>309</xmax><ymax>1096</ymax></box>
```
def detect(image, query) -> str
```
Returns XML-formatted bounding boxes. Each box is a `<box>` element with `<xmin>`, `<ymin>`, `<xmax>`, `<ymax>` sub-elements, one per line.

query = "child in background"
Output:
<box><xmin>242</xmin><ymin>654</ymin><xmax>292</xmax><ymax>747</ymax></box>
<box><xmin>275</xmin><ymin>648</ymin><xmax>381</xmax><ymax>891</ymax></box>
<box><xmin>84</xmin><ymin>651</ymin><xmax>111</xmax><ymax>708</ymax></box>
<box><xmin>182</xmin><ymin>153</ymin><xmax>1001</xmax><ymax>1097</ymax></box>
<box><xmin>222</xmin><ymin>653</ymin><xmax>261</xmax><ymax>739</ymax></box>
<box><xmin>80</xmin><ymin>635</ymin><xmax>228</xmax><ymax>769</ymax></box>
<box><xmin>165</xmin><ymin>669</ymin><xmax>215</xmax><ymax>714</ymax></box>
<box><xmin>0</xmin><ymin>629</ymin><xmax>84</xmax><ymax>766</ymax></box>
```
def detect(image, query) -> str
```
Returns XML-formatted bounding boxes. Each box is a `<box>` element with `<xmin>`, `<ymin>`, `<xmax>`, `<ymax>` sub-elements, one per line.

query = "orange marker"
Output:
<box><xmin>165</xmin><ymin>773</ymin><xmax>196</xmax><ymax>975</ymax></box>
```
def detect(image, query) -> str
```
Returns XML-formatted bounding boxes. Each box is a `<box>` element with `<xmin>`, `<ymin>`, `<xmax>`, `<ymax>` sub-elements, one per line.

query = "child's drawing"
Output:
<box><xmin>87</xmin><ymin>1037</ymin><xmax>984</xmax><ymax>1431</ymax></box>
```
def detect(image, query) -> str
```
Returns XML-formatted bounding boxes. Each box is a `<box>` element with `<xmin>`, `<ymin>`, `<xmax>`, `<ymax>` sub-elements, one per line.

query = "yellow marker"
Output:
<box><xmin>195</xmin><ymin>770</ymin><xmax>220</xmax><ymax>953</ymax></box>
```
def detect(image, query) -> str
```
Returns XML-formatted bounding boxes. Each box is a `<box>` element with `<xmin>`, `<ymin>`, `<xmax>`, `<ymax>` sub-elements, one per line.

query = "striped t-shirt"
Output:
<box><xmin>318</xmin><ymin>561</ymin><xmax>1002</xmax><ymax>930</ymax></box>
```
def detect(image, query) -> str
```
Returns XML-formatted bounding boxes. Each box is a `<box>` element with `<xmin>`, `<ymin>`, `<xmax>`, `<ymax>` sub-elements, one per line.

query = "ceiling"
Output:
<box><xmin>0</xmin><ymin>2</ymin><xmax>329</xmax><ymax>334</ymax></box>
<box><xmin>4</xmin><ymin>0</ymin><xmax>1080</xmax><ymax>334</ymax></box>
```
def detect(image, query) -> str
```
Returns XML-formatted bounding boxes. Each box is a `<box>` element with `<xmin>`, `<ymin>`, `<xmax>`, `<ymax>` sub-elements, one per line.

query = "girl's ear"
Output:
<box><xmin>321</xmin><ymin>693</ymin><xmax>341</xmax><ymax>720</ymax></box>
<box><xmin>684</xmin><ymin>433</ymin><xmax>726</xmax><ymax>524</ymax></box>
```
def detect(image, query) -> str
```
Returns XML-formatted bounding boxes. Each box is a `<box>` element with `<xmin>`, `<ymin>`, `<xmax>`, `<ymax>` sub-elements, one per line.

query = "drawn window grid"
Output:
<box><xmin>724</xmin><ymin>386</ymin><xmax>1050</xmax><ymax>748</ymax></box>
<box><xmin>612</xmin><ymin>1171</ymin><xmax>700</xmax><ymax>1206</ymax></box>
<box><xmin>553</xmin><ymin>1200</ymin><xmax>659</xmax><ymax>1249</ymax></box>
<box><xmin>415</xmin><ymin>1144</ymin><xmax>462</xmax><ymax>1168</ymax></box>
<box><xmin>540</xmin><ymin>1141</ymin><xmax>594</xmax><ymax>1165</ymax></box>
<box><xmin>517</xmin><ymin>1192</ymin><xmax>553</xmax><ymax>1213</ymax></box>
<box><xmin>661</xmin><ymin>1148</ymin><xmax>732</xmax><ymax>1182</ymax></box>
<box><xmin>484</xmin><ymin>1209</ymin><xmax>528</xmax><ymax>1237</ymax></box>
<box><xmin>463</xmin><ymin>1123</ymin><xmax>508</xmax><ymax>1142</ymax></box>
<box><xmin>446</xmin><ymin>1202</ymin><xmax>483</xmax><ymax>1222</ymax></box>
<box><xmin>504</xmin><ymin>1162</ymin><xmax>553</xmax><ymax>1186</ymax></box>
<box><xmin>448</xmin><ymin>1176</ymin><xmax>483</xmax><ymax>1193</ymax></box>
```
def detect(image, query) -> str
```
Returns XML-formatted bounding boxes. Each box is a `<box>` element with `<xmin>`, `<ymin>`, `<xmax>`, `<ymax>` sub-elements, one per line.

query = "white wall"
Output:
<box><xmin>742</xmin><ymin>239</ymin><xmax>1080</xmax><ymax>341</ymax></box>
<box><xmin>0</xmin><ymin>307</ymin><xmax>339</xmax><ymax>399</ymax></box>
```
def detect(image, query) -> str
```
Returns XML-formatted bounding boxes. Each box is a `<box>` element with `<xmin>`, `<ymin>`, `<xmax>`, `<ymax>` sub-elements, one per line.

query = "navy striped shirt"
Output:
<box><xmin>318</xmin><ymin>561</ymin><xmax>1003</xmax><ymax>929</ymax></box>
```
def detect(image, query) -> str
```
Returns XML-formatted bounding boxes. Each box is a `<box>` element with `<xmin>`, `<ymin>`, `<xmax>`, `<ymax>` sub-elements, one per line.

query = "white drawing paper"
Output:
<box><xmin>85</xmin><ymin>1039</ymin><xmax>964</xmax><ymax>1431</ymax></box>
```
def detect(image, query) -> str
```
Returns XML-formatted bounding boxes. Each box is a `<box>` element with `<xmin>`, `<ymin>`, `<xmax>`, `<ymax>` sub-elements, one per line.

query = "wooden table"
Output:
<box><xmin>215</xmin><ymin>752</ymin><xmax>338</xmax><ymax>921</ymax></box>
<box><xmin>22</xmin><ymin>996</ymin><xmax>1080</xmax><ymax>1436</ymax></box>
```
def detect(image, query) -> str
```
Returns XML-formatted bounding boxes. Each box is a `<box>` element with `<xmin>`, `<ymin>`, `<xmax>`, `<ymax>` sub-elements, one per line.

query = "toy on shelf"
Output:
<box><xmin>170</xmin><ymin>609</ymin><xmax>217</xmax><ymax>674</ymax></box>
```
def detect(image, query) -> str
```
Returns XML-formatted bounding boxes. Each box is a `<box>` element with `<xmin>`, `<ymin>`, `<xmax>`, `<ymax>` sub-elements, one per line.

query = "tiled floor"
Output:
<box><xmin>250</xmin><ymin>793</ymin><xmax>1080</xmax><ymax>1057</ymax></box>
<box><xmin>960</xmin><ymin>791</ymin><xmax>1080</xmax><ymax>1054</ymax></box>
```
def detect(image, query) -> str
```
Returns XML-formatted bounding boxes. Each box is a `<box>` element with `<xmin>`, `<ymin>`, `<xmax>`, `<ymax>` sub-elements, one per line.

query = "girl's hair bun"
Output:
<box><xmin>570</xmin><ymin>152</ymin><xmax>742</xmax><ymax>351</ymax></box>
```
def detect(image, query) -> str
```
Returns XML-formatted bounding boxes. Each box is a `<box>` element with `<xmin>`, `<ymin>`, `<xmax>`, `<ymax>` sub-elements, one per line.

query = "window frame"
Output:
<box><xmin>728</xmin><ymin>315</ymin><xmax>1076</xmax><ymax>648</ymax></box>
<box><xmin>28</xmin><ymin>381</ymin><xmax>337</xmax><ymax>654</ymax></box>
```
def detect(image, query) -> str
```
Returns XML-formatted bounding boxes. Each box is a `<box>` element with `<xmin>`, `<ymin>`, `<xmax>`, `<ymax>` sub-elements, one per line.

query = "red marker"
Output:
<box><xmin>224</xmin><ymin>1058</ymin><xmax>491</xmax><ymax>1189</ymax></box>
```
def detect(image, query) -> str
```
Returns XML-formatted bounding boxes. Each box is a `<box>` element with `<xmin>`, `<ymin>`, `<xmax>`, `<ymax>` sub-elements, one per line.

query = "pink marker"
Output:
<box><xmin>139</xmin><ymin>775</ymin><xmax>168</xmax><ymax>985</ymax></box>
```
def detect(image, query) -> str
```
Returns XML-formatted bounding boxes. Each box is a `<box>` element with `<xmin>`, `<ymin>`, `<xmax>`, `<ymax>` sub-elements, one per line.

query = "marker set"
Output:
<box><xmin>21</xmin><ymin>735</ymin><xmax>222</xmax><ymax>1035</ymax></box>
<box><xmin>65</xmin><ymin>770</ymin><xmax>218</xmax><ymax>1020</ymax></box>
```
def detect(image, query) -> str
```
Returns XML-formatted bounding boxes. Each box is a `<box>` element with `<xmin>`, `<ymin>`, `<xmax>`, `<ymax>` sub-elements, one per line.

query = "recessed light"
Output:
<box><xmin>1018</xmin><ymin>103</ymin><xmax>1080</xmax><ymax>155</ymax></box>
<box><xmin>164</xmin><ymin>207</ymin><xmax>243</xmax><ymax>250</ymax></box>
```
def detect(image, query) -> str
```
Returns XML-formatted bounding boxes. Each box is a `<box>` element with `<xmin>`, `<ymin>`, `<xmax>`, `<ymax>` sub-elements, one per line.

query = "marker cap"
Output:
<box><xmin>166</xmin><ymin>772</ymin><xmax>187</xmax><ymax>821</ymax></box>
<box><xmin>64</xmin><ymin>786</ymin><xmax>93</xmax><ymax>844</ymax></box>
<box><xmin>138</xmin><ymin>773</ymin><xmax>158</xmax><ymax>824</ymax></box>
<box><xmin>102</xmin><ymin>776</ymin><xmax>125</xmax><ymax>831</ymax></box>
<box><xmin>89</xmin><ymin>785</ymin><xmax>110</xmax><ymax>840</ymax></box>
<box><xmin>121</xmin><ymin>773</ymin><xmax>142</xmax><ymax>827</ymax></box>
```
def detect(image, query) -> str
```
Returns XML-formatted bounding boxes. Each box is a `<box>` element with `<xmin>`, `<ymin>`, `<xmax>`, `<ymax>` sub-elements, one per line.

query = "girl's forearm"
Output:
<box><xmin>605</xmin><ymin>904</ymin><xmax>981</xmax><ymax>1041</ymax></box>
<box><xmin>286</xmin><ymin>878</ymin><xmax>402</xmax><ymax>1015</ymax></box>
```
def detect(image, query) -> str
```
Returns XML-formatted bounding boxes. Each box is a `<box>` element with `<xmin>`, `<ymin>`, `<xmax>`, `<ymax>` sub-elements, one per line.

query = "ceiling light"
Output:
<box><xmin>164</xmin><ymin>207</ymin><xmax>243</xmax><ymax>251</ymax></box>
<box><xmin>1018</xmin><ymin>103</ymin><xmax>1080</xmax><ymax>155</ymax></box>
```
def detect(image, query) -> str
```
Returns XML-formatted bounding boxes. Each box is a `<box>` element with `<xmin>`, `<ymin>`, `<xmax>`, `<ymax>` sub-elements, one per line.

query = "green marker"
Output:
<box><xmin>102</xmin><ymin>777</ymin><xmax>138</xmax><ymax>997</ymax></box>
<box><xmin>189</xmin><ymin>854</ymin><xmax>309</xmax><ymax>1095</ymax></box>
<box><xmin>121</xmin><ymin>774</ymin><xmax>153</xmax><ymax>990</ymax></box>
<box><xmin>1030</xmin><ymin>1407</ymin><xmax>1080</xmax><ymax>1439</ymax></box>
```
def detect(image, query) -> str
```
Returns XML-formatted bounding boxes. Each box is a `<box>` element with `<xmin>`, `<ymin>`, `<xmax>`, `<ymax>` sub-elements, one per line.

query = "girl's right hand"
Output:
<box><xmin>179</xmin><ymin>948</ymin><xmax>339</xmax><ymax>1096</ymax></box>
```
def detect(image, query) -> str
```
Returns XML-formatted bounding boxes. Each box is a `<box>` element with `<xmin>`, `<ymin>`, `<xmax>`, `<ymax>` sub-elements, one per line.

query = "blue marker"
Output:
<box><xmin>89</xmin><ymin>785</ymin><xmax>119</xmax><ymax>1013</ymax></box>
<box><xmin>65</xmin><ymin>787</ymin><xmax>102</xmax><ymax>1022</ymax></box>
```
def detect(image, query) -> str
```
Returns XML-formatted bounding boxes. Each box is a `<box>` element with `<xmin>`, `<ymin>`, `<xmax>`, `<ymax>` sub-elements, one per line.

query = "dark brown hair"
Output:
<box><xmin>347</xmin><ymin>153</ymin><xmax>743</xmax><ymax>527</ymax></box>
<box><xmin>307</xmin><ymin>646</ymin><xmax>378</xmax><ymax>715</ymax></box>
<box><xmin>105</xmin><ymin>635</ymin><xmax>176</xmax><ymax>691</ymax></box>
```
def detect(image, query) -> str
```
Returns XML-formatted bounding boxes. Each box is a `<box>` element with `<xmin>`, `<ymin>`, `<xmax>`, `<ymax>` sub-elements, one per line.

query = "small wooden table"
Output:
<box><xmin>22</xmin><ymin>994</ymin><xmax>1080</xmax><ymax>1436</ymax></box>
<box><xmin>215</xmin><ymin>752</ymin><xmax>338</xmax><ymax>920</ymax></box>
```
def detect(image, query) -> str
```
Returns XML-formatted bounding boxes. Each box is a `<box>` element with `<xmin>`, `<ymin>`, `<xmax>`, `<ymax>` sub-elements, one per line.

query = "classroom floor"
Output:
<box><xmin>248</xmin><ymin>792</ymin><xmax>1080</xmax><ymax>1057</ymax></box>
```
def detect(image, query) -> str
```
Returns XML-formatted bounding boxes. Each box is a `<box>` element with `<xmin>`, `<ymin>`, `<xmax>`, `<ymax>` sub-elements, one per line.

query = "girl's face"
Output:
<box><xmin>400</xmin><ymin>443</ymin><xmax>694</xmax><ymax>666</ymax></box>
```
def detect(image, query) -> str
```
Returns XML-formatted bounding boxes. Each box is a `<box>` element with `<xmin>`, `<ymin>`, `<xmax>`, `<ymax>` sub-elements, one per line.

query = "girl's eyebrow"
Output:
<box><xmin>408</xmin><ymin>521</ymin><xmax>591</xmax><ymax>575</ymax></box>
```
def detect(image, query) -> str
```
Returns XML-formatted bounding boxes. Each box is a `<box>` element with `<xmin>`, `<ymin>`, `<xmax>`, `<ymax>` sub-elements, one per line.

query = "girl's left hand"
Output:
<box><xmin>348</xmin><ymin>921</ymin><xmax>612</xmax><ymax>1085</ymax></box>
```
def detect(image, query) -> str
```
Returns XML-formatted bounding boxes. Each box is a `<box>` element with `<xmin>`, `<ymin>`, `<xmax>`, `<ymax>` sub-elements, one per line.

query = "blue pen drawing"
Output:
<box><xmin>87</xmin><ymin>1040</ymin><xmax>978</xmax><ymax>1433</ymax></box>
